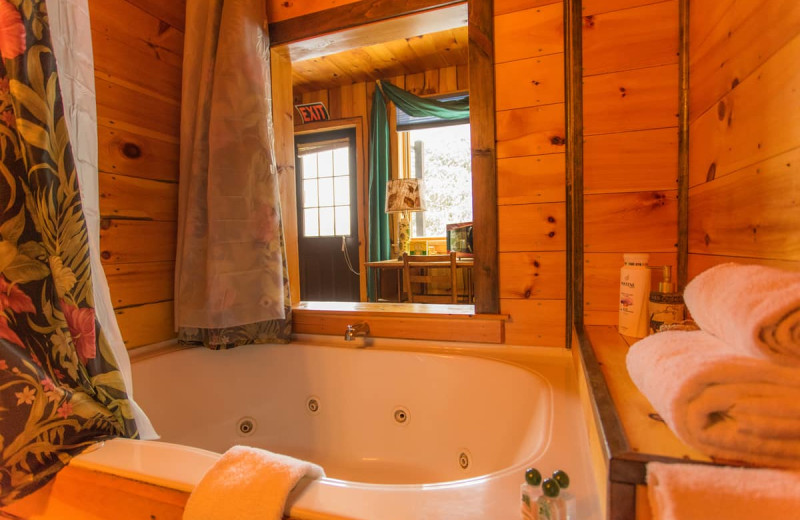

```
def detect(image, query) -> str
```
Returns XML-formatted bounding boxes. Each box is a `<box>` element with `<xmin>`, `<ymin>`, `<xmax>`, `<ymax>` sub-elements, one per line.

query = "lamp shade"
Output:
<box><xmin>385</xmin><ymin>178</ymin><xmax>425</xmax><ymax>213</ymax></box>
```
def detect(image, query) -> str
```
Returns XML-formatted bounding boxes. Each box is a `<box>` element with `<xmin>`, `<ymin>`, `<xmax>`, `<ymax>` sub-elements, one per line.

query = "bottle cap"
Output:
<box><xmin>658</xmin><ymin>265</ymin><xmax>676</xmax><ymax>292</ymax></box>
<box><xmin>623</xmin><ymin>253</ymin><xmax>650</xmax><ymax>266</ymax></box>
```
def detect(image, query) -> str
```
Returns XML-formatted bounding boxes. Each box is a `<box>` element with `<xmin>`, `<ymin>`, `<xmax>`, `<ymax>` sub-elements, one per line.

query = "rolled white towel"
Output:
<box><xmin>627</xmin><ymin>330</ymin><xmax>800</xmax><ymax>468</ymax></box>
<box><xmin>647</xmin><ymin>462</ymin><xmax>800</xmax><ymax>520</ymax></box>
<box><xmin>683</xmin><ymin>263</ymin><xmax>800</xmax><ymax>365</ymax></box>
<box><xmin>183</xmin><ymin>445</ymin><xmax>324</xmax><ymax>520</ymax></box>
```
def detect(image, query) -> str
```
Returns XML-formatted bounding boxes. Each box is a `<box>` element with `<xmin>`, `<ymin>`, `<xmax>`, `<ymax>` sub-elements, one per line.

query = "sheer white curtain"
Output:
<box><xmin>45</xmin><ymin>0</ymin><xmax>157</xmax><ymax>439</ymax></box>
<box><xmin>176</xmin><ymin>0</ymin><xmax>286</xmax><ymax>332</ymax></box>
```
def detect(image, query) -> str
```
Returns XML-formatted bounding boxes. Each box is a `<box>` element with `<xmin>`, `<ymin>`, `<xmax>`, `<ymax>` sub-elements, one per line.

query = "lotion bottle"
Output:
<box><xmin>618</xmin><ymin>254</ymin><xmax>651</xmax><ymax>338</ymax></box>
<box><xmin>648</xmin><ymin>265</ymin><xmax>685</xmax><ymax>334</ymax></box>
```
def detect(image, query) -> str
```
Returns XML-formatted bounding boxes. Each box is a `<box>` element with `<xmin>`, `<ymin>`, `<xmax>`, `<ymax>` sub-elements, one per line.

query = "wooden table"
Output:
<box><xmin>365</xmin><ymin>257</ymin><xmax>474</xmax><ymax>302</ymax></box>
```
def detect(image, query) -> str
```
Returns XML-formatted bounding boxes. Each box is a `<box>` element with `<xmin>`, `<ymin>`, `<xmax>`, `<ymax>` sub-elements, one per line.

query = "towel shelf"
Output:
<box><xmin>573</xmin><ymin>324</ymin><xmax>734</xmax><ymax>520</ymax></box>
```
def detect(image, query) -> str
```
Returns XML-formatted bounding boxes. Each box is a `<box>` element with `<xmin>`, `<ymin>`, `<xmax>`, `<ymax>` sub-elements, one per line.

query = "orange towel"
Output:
<box><xmin>182</xmin><ymin>446</ymin><xmax>324</xmax><ymax>520</ymax></box>
<box><xmin>647</xmin><ymin>462</ymin><xmax>800</xmax><ymax>520</ymax></box>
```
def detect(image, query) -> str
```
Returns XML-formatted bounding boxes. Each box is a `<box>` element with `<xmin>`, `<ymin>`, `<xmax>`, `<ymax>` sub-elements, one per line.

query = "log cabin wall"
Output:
<box><xmin>89</xmin><ymin>0</ymin><xmax>185</xmax><ymax>349</ymax></box>
<box><xmin>581</xmin><ymin>0</ymin><xmax>680</xmax><ymax>326</ymax></box>
<box><xmin>687</xmin><ymin>0</ymin><xmax>800</xmax><ymax>275</ymax></box>
<box><xmin>494</xmin><ymin>0</ymin><xmax>567</xmax><ymax>346</ymax></box>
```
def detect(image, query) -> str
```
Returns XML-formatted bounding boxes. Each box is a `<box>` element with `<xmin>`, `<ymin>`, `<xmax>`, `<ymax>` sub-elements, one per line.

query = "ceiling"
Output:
<box><xmin>291</xmin><ymin>26</ymin><xmax>469</xmax><ymax>94</ymax></box>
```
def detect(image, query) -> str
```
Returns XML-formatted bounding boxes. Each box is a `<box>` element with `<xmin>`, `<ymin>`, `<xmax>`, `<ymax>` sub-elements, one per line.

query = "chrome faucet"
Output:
<box><xmin>344</xmin><ymin>322</ymin><xmax>370</xmax><ymax>341</ymax></box>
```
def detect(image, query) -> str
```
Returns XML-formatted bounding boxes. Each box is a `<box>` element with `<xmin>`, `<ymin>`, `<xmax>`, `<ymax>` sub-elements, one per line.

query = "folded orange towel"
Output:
<box><xmin>683</xmin><ymin>263</ymin><xmax>800</xmax><ymax>365</ymax></box>
<box><xmin>627</xmin><ymin>330</ymin><xmax>800</xmax><ymax>468</ymax></box>
<box><xmin>182</xmin><ymin>446</ymin><xmax>324</xmax><ymax>520</ymax></box>
<box><xmin>647</xmin><ymin>462</ymin><xmax>800</xmax><ymax>520</ymax></box>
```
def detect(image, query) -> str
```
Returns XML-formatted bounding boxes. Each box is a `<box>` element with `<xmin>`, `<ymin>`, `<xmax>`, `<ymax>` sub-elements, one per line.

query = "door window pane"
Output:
<box><xmin>302</xmin><ymin>179</ymin><xmax>318</xmax><ymax>208</ymax></box>
<box><xmin>302</xmin><ymin>155</ymin><xmax>317</xmax><ymax>179</ymax></box>
<box><xmin>333</xmin><ymin>147</ymin><xmax>349</xmax><ymax>176</ymax></box>
<box><xmin>318</xmin><ymin>177</ymin><xmax>334</xmax><ymax>207</ymax></box>
<box><xmin>304</xmin><ymin>208</ymin><xmax>319</xmax><ymax>237</ymax></box>
<box><xmin>318</xmin><ymin>150</ymin><xmax>333</xmax><ymax>178</ymax></box>
<box><xmin>333</xmin><ymin>176</ymin><xmax>350</xmax><ymax>206</ymax></box>
<box><xmin>335</xmin><ymin>206</ymin><xmax>350</xmax><ymax>235</ymax></box>
<box><xmin>319</xmin><ymin>207</ymin><xmax>335</xmax><ymax>236</ymax></box>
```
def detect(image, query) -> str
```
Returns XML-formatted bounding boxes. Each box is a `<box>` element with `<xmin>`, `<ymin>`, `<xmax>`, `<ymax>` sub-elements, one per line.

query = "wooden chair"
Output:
<box><xmin>402</xmin><ymin>252</ymin><xmax>458</xmax><ymax>304</ymax></box>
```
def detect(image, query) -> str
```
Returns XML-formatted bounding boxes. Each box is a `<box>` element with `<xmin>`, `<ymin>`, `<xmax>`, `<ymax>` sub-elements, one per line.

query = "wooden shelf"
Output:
<box><xmin>573</xmin><ymin>324</ymin><xmax>717</xmax><ymax>520</ymax></box>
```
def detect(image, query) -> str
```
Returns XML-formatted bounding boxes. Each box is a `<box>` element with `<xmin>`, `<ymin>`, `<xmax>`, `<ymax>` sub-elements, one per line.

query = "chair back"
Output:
<box><xmin>402</xmin><ymin>252</ymin><xmax>458</xmax><ymax>304</ymax></box>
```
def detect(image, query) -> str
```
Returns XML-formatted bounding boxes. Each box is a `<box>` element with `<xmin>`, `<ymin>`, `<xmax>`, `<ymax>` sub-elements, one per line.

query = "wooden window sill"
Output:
<box><xmin>293</xmin><ymin>301</ymin><xmax>506</xmax><ymax>343</ymax></box>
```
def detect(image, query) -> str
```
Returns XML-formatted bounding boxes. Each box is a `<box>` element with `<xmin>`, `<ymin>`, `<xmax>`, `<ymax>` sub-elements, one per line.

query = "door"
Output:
<box><xmin>295</xmin><ymin>128</ymin><xmax>360</xmax><ymax>301</ymax></box>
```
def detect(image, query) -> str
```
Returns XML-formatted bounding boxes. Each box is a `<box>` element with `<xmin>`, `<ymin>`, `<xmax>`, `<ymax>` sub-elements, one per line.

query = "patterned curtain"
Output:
<box><xmin>0</xmin><ymin>0</ymin><xmax>139</xmax><ymax>504</ymax></box>
<box><xmin>176</xmin><ymin>0</ymin><xmax>291</xmax><ymax>349</ymax></box>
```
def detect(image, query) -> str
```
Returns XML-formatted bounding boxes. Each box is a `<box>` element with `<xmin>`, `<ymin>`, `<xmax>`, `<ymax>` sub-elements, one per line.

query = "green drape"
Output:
<box><xmin>367</xmin><ymin>81</ymin><xmax>469</xmax><ymax>301</ymax></box>
<box><xmin>367</xmin><ymin>87</ymin><xmax>391</xmax><ymax>300</ymax></box>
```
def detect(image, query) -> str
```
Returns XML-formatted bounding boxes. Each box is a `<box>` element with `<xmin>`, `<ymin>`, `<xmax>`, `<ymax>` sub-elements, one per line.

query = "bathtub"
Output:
<box><xmin>72</xmin><ymin>334</ymin><xmax>602</xmax><ymax>520</ymax></box>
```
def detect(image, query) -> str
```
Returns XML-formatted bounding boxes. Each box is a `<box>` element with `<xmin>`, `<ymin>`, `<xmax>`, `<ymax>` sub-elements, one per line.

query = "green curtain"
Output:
<box><xmin>367</xmin><ymin>81</ymin><xmax>469</xmax><ymax>300</ymax></box>
<box><xmin>367</xmin><ymin>87</ymin><xmax>391</xmax><ymax>300</ymax></box>
<box><xmin>0</xmin><ymin>0</ymin><xmax>139</xmax><ymax>504</ymax></box>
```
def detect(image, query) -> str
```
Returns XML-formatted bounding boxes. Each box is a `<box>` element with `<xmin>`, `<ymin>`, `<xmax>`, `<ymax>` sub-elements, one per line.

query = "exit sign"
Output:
<box><xmin>295</xmin><ymin>102</ymin><xmax>330</xmax><ymax>123</ymax></box>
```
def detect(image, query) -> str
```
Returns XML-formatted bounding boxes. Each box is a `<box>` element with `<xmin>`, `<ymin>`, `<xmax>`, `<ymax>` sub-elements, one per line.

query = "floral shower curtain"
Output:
<box><xmin>176</xmin><ymin>0</ymin><xmax>291</xmax><ymax>349</ymax></box>
<box><xmin>0</xmin><ymin>0</ymin><xmax>151</xmax><ymax>504</ymax></box>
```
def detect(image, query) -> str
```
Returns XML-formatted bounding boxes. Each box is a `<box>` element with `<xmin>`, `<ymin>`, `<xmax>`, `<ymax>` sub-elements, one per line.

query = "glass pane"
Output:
<box><xmin>303</xmin><ymin>208</ymin><xmax>319</xmax><ymax>237</ymax></box>
<box><xmin>335</xmin><ymin>206</ymin><xmax>350</xmax><ymax>236</ymax></box>
<box><xmin>333</xmin><ymin>147</ymin><xmax>349</xmax><ymax>176</ymax></box>
<box><xmin>302</xmin><ymin>179</ymin><xmax>318</xmax><ymax>208</ymax></box>
<box><xmin>318</xmin><ymin>150</ymin><xmax>333</xmax><ymax>178</ymax></box>
<box><xmin>319</xmin><ymin>207</ymin><xmax>334</xmax><ymax>236</ymax></box>
<box><xmin>333</xmin><ymin>176</ymin><xmax>350</xmax><ymax>205</ymax></box>
<box><xmin>301</xmin><ymin>154</ymin><xmax>317</xmax><ymax>179</ymax></box>
<box><xmin>318</xmin><ymin>177</ymin><xmax>334</xmax><ymax>207</ymax></box>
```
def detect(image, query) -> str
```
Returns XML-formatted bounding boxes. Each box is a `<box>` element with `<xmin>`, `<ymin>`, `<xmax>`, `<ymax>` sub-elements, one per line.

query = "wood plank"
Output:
<box><xmin>496</xmin><ymin>103</ymin><xmax>566</xmax><ymax>158</ymax></box>
<box><xmin>586</xmin><ymin>325</ymin><xmax>711</xmax><ymax>460</ymax></box>
<box><xmin>688</xmin><ymin>253</ymin><xmax>800</xmax><ymax>281</ymax></box>
<box><xmin>500</xmin><ymin>298</ymin><xmax>566</xmax><ymax>346</ymax></box>
<box><xmin>498</xmin><ymin>251</ymin><xmax>566</xmax><ymax>299</ymax></box>
<box><xmin>272</xmin><ymin>48</ymin><xmax>302</xmax><ymax>306</ymax></box>
<box><xmin>582</xmin><ymin>0</ymin><xmax>678</xmax><ymax>76</ymax></box>
<box><xmin>88</xmin><ymin>0</ymin><xmax>184</xmax><ymax>62</ymax></box>
<box><xmin>498</xmin><ymin>202</ymin><xmax>566</xmax><ymax>252</ymax></box>
<box><xmin>95</xmin><ymin>78</ymin><xmax>180</xmax><ymax>139</ymax></box>
<box><xmin>116</xmin><ymin>301</ymin><xmax>175</xmax><ymax>349</ymax></box>
<box><xmin>270</xmin><ymin>0</ymin><xmax>466</xmax><ymax>48</ymax></box>
<box><xmin>2</xmin><ymin>465</ymin><xmax>188</xmax><ymax>520</ymax></box>
<box><xmin>584</xmin><ymin>128</ymin><xmax>678</xmax><ymax>194</ymax></box>
<box><xmin>583</xmin><ymin>64</ymin><xmax>678</xmax><ymax>135</ymax></box>
<box><xmin>688</xmin><ymin>147</ymin><xmax>800</xmax><ymax>261</ymax></box>
<box><xmin>497</xmin><ymin>153</ymin><xmax>566</xmax><ymax>205</ymax></box>
<box><xmin>584</xmin><ymin>191</ymin><xmax>678</xmax><ymax>252</ymax></box>
<box><xmin>582</xmin><ymin>0</ymin><xmax>668</xmax><ymax>16</ymax></box>
<box><xmin>494</xmin><ymin>2</ymin><xmax>563</xmax><ymax>63</ymax></box>
<box><xmin>123</xmin><ymin>0</ymin><xmax>186</xmax><ymax>31</ymax></box>
<box><xmin>584</xmin><ymin>252</ymin><xmax>677</xmax><ymax>318</ymax></box>
<box><xmin>106</xmin><ymin>261</ymin><xmax>174</xmax><ymax>308</ymax></box>
<box><xmin>292</xmin><ymin>309</ymin><xmax>504</xmax><ymax>343</ymax></box>
<box><xmin>91</xmin><ymin>30</ymin><xmax>182</xmax><ymax>102</ymax></box>
<box><xmin>99</xmin><ymin>220</ymin><xmax>177</xmax><ymax>264</ymax></box>
<box><xmin>98</xmin><ymin>125</ymin><xmax>180</xmax><ymax>182</ymax></box>
<box><xmin>469</xmin><ymin>0</ymin><xmax>500</xmax><ymax>314</ymax></box>
<box><xmin>267</xmin><ymin>0</ymin><xmax>360</xmax><ymax>22</ymax></box>
<box><xmin>99</xmin><ymin>173</ymin><xmax>178</xmax><ymax>221</ymax></box>
<box><xmin>689</xmin><ymin>0</ymin><xmax>800</xmax><ymax>120</ymax></box>
<box><xmin>689</xmin><ymin>34</ymin><xmax>800</xmax><ymax>184</ymax></box>
<box><xmin>688</xmin><ymin>0</ymin><xmax>736</xmax><ymax>56</ymax></box>
<box><xmin>495</xmin><ymin>0</ymin><xmax>561</xmax><ymax>16</ymax></box>
<box><xmin>494</xmin><ymin>52</ymin><xmax>565</xmax><ymax>110</ymax></box>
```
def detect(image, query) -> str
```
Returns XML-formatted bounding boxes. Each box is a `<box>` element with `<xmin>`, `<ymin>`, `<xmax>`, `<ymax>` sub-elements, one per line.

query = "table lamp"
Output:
<box><xmin>385</xmin><ymin>178</ymin><xmax>425</xmax><ymax>257</ymax></box>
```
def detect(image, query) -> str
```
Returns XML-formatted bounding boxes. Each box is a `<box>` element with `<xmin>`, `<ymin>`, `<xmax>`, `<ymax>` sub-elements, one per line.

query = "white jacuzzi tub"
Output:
<box><xmin>73</xmin><ymin>334</ymin><xmax>601</xmax><ymax>519</ymax></box>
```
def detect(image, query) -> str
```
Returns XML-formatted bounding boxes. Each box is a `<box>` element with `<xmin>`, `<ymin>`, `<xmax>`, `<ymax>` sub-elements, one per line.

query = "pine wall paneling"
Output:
<box><xmin>687</xmin><ymin>0</ymin><xmax>800</xmax><ymax>275</ymax></box>
<box><xmin>581</xmin><ymin>0</ymin><xmax>679</xmax><ymax>326</ymax></box>
<box><xmin>89</xmin><ymin>0</ymin><xmax>184</xmax><ymax>349</ymax></box>
<box><xmin>494</xmin><ymin>1</ymin><xmax>567</xmax><ymax>346</ymax></box>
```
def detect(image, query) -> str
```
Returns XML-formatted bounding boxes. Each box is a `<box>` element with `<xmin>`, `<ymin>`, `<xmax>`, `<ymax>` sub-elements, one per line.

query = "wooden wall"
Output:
<box><xmin>494</xmin><ymin>0</ymin><xmax>567</xmax><ymax>346</ymax></box>
<box><xmin>89</xmin><ymin>0</ymin><xmax>184</xmax><ymax>348</ymax></box>
<box><xmin>687</xmin><ymin>0</ymin><xmax>800</xmax><ymax>275</ymax></box>
<box><xmin>581</xmin><ymin>0</ymin><xmax>679</xmax><ymax>326</ymax></box>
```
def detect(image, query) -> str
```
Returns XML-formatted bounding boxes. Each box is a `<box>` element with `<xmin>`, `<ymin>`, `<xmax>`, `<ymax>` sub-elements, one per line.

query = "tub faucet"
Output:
<box><xmin>344</xmin><ymin>322</ymin><xmax>370</xmax><ymax>341</ymax></box>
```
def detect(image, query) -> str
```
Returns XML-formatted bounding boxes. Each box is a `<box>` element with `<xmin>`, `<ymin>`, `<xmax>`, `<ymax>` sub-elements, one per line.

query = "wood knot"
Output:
<box><xmin>100</xmin><ymin>219</ymin><xmax>112</xmax><ymax>230</ymax></box>
<box><xmin>583</xmin><ymin>15</ymin><xmax>595</xmax><ymax>28</ymax></box>
<box><xmin>121</xmin><ymin>142</ymin><xmax>142</xmax><ymax>159</ymax></box>
<box><xmin>731</xmin><ymin>77</ymin><xmax>740</xmax><ymax>89</ymax></box>
<box><xmin>704</xmin><ymin>233</ymin><xmax>711</xmax><ymax>246</ymax></box>
<box><xmin>547</xmin><ymin>231</ymin><xmax>556</xmax><ymax>237</ymax></box>
<box><xmin>524</xmin><ymin>288</ymin><xmax>532</xmax><ymax>299</ymax></box>
<box><xmin>648</xmin><ymin>413</ymin><xmax>664</xmax><ymax>423</ymax></box>
<box><xmin>550</xmin><ymin>136</ymin><xmax>565</xmax><ymax>146</ymax></box>
<box><xmin>533</xmin><ymin>260</ymin><xmax>540</xmax><ymax>268</ymax></box>
<box><xmin>101</xmin><ymin>251</ymin><xmax>112</xmax><ymax>260</ymax></box>
<box><xmin>547</xmin><ymin>216</ymin><xmax>555</xmax><ymax>223</ymax></box>
<box><xmin>619</xmin><ymin>87</ymin><xmax>626</xmax><ymax>98</ymax></box>
<box><xmin>717</xmin><ymin>100</ymin><xmax>726</xmax><ymax>121</ymax></box>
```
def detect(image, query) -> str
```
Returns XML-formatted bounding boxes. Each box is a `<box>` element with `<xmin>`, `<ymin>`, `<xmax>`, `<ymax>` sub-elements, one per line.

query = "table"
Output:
<box><xmin>365</xmin><ymin>257</ymin><xmax>474</xmax><ymax>302</ymax></box>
